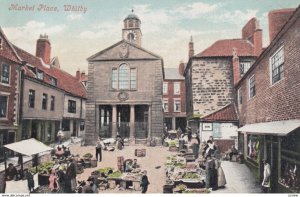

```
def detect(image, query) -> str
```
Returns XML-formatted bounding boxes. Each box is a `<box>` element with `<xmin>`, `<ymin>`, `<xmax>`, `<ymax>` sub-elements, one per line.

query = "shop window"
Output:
<box><xmin>47</xmin><ymin>123</ymin><xmax>52</xmax><ymax>142</ymax></box>
<box><xmin>62</xmin><ymin>119</ymin><xmax>70</xmax><ymax>131</ymax></box>
<box><xmin>247</xmin><ymin>135</ymin><xmax>260</xmax><ymax>162</ymax></box>
<box><xmin>279</xmin><ymin>160</ymin><xmax>300</xmax><ymax>192</ymax></box>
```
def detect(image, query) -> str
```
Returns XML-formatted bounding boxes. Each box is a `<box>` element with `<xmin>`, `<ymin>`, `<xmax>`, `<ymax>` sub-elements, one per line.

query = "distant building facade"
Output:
<box><xmin>85</xmin><ymin>12</ymin><xmax>164</xmax><ymax>145</ymax></box>
<box><xmin>0</xmin><ymin>29</ymin><xmax>87</xmax><ymax>145</ymax></box>
<box><xmin>163</xmin><ymin>64</ymin><xmax>186</xmax><ymax>131</ymax></box>
<box><xmin>236</xmin><ymin>8</ymin><xmax>300</xmax><ymax>193</ymax></box>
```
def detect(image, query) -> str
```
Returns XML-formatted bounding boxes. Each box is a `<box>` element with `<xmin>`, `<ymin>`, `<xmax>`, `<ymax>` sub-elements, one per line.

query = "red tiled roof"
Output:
<box><xmin>195</xmin><ymin>39</ymin><xmax>256</xmax><ymax>57</ymax></box>
<box><xmin>50</xmin><ymin>66</ymin><xmax>87</xmax><ymax>98</ymax></box>
<box><xmin>13</xmin><ymin>45</ymin><xmax>86</xmax><ymax>98</ymax></box>
<box><xmin>201</xmin><ymin>104</ymin><xmax>238</xmax><ymax>121</ymax></box>
<box><xmin>0</xmin><ymin>28</ymin><xmax>21</xmax><ymax>63</ymax></box>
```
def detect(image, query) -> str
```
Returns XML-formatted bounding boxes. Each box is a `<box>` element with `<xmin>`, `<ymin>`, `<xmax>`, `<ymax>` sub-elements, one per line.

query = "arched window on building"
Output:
<box><xmin>111</xmin><ymin>63</ymin><xmax>137</xmax><ymax>90</ymax></box>
<box><xmin>119</xmin><ymin>64</ymin><xmax>129</xmax><ymax>89</ymax></box>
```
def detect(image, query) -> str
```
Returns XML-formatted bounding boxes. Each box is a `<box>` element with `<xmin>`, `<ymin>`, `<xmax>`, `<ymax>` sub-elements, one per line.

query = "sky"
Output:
<box><xmin>0</xmin><ymin>0</ymin><xmax>299</xmax><ymax>76</ymax></box>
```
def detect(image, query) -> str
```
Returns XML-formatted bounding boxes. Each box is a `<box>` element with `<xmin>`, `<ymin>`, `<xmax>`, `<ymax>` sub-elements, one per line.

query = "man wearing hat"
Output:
<box><xmin>66</xmin><ymin>157</ymin><xmax>77</xmax><ymax>193</ymax></box>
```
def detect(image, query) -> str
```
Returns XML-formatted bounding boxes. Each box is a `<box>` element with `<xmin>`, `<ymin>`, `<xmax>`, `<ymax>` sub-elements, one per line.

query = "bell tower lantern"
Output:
<box><xmin>122</xmin><ymin>10</ymin><xmax>142</xmax><ymax>46</ymax></box>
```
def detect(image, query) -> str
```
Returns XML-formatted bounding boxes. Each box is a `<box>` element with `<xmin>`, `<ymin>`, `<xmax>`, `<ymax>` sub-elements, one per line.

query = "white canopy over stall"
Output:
<box><xmin>4</xmin><ymin>138</ymin><xmax>53</xmax><ymax>156</ymax></box>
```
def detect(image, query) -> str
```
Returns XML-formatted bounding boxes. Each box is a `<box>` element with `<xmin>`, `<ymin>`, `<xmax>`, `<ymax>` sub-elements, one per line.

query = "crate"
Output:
<box><xmin>135</xmin><ymin>149</ymin><xmax>146</xmax><ymax>157</ymax></box>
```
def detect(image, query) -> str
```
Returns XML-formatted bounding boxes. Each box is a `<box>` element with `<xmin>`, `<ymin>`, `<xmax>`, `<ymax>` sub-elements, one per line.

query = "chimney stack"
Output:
<box><xmin>76</xmin><ymin>69</ymin><xmax>80</xmax><ymax>80</ymax></box>
<box><xmin>242</xmin><ymin>18</ymin><xmax>262</xmax><ymax>56</ymax></box>
<box><xmin>188</xmin><ymin>36</ymin><xmax>194</xmax><ymax>58</ymax></box>
<box><xmin>36</xmin><ymin>34</ymin><xmax>51</xmax><ymax>64</ymax></box>
<box><xmin>268</xmin><ymin>8</ymin><xmax>295</xmax><ymax>42</ymax></box>
<box><xmin>178</xmin><ymin>61</ymin><xmax>185</xmax><ymax>76</ymax></box>
<box><xmin>232</xmin><ymin>48</ymin><xmax>240</xmax><ymax>85</ymax></box>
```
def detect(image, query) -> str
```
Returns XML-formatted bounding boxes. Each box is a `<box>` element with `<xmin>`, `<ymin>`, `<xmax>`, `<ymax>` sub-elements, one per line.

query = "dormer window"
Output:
<box><xmin>37</xmin><ymin>69</ymin><xmax>44</xmax><ymax>80</ymax></box>
<box><xmin>48</xmin><ymin>75</ymin><xmax>57</xmax><ymax>86</ymax></box>
<box><xmin>50</xmin><ymin>78</ymin><xmax>57</xmax><ymax>86</ymax></box>
<box><xmin>0</xmin><ymin>37</ymin><xmax>3</xmax><ymax>49</ymax></box>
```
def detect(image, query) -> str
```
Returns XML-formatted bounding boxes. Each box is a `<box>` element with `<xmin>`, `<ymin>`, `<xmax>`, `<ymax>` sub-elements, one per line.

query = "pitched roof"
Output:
<box><xmin>0</xmin><ymin>27</ymin><xmax>21</xmax><ymax>63</ymax></box>
<box><xmin>87</xmin><ymin>40</ymin><xmax>162</xmax><ymax>61</ymax></box>
<box><xmin>201</xmin><ymin>104</ymin><xmax>238</xmax><ymax>122</ymax></box>
<box><xmin>164</xmin><ymin>68</ymin><xmax>184</xmax><ymax>80</ymax></box>
<box><xmin>195</xmin><ymin>39</ymin><xmax>256</xmax><ymax>57</ymax></box>
<box><xmin>13</xmin><ymin>44</ymin><xmax>86</xmax><ymax>98</ymax></box>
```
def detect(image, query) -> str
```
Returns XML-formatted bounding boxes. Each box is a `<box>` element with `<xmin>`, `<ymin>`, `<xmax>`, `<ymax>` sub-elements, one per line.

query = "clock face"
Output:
<box><xmin>127</xmin><ymin>30</ymin><xmax>137</xmax><ymax>42</ymax></box>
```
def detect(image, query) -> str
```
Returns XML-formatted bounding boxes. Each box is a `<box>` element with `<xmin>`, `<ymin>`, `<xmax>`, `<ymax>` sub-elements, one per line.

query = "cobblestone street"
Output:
<box><xmin>213</xmin><ymin>160</ymin><xmax>261</xmax><ymax>193</ymax></box>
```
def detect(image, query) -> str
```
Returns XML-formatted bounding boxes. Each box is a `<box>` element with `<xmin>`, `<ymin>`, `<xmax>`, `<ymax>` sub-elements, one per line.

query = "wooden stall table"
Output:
<box><xmin>120</xmin><ymin>172</ymin><xmax>143</xmax><ymax>191</ymax></box>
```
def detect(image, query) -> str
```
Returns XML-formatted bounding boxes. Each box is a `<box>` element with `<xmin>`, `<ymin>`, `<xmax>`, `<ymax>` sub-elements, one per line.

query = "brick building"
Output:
<box><xmin>0</xmin><ymin>28</ymin><xmax>22</xmax><ymax>161</ymax></box>
<box><xmin>184</xmin><ymin>18</ymin><xmax>263</xmax><ymax>141</ymax></box>
<box><xmin>235</xmin><ymin>7</ymin><xmax>300</xmax><ymax>193</ymax></box>
<box><xmin>85</xmin><ymin>12</ymin><xmax>164</xmax><ymax>145</ymax></box>
<box><xmin>163</xmin><ymin>63</ymin><xmax>186</xmax><ymax>131</ymax></box>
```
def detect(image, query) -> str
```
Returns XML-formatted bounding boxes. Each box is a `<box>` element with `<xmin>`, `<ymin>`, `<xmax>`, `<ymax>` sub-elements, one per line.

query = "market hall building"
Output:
<box><xmin>85</xmin><ymin>12</ymin><xmax>164</xmax><ymax>145</ymax></box>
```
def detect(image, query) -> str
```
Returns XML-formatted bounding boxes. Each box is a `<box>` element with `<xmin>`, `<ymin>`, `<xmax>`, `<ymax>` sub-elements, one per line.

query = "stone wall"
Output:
<box><xmin>190</xmin><ymin>58</ymin><xmax>234</xmax><ymax>117</ymax></box>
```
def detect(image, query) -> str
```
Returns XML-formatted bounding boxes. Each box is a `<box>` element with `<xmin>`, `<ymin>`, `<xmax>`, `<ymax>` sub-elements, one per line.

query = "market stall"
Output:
<box><xmin>3</xmin><ymin>138</ymin><xmax>53</xmax><ymax>193</ymax></box>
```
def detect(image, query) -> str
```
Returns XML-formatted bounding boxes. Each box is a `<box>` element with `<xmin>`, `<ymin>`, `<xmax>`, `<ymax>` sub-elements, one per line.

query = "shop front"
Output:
<box><xmin>238</xmin><ymin>119</ymin><xmax>300</xmax><ymax>193</ymax></box>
